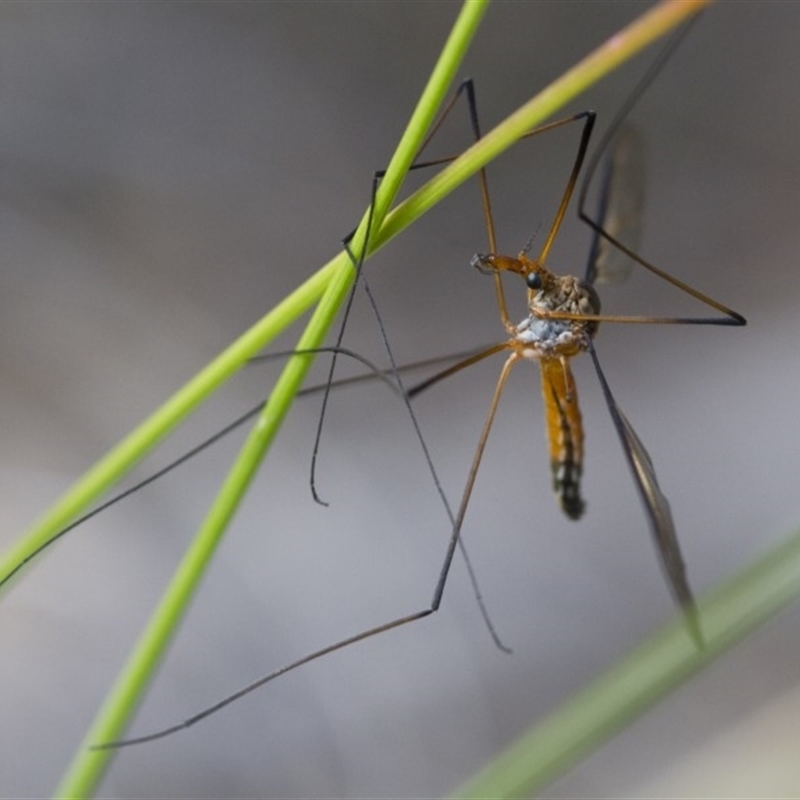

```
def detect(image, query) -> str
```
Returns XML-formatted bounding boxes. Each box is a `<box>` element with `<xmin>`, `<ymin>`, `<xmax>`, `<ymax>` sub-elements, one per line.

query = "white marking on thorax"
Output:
<box><xmin>515</xmin><ymin>316</ymin><xmax>577</xmax><ymax>358</ymax></box>
<box><xmin>513</xmin><ymin>273</ymin><xmax>599</xmax><ymax>359</ymax></box>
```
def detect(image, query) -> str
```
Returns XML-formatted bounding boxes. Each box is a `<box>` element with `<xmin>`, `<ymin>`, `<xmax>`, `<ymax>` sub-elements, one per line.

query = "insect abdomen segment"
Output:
<box><xmin>540</xmin><ymin>358</ymin><xmax>585</xmax><ymax>520</ymax></box>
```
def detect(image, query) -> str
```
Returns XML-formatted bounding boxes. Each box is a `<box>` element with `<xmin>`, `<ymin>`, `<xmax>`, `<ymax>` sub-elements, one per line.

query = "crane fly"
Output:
<box><xmin>381</xmin><ymin>72</ymin><xmax>743</xmax><ymax>648</ymax></box>
<box><xmin>69</xmin><ymin>19</ymin><xmax>745</xmax><ymax>749</ymax></box>
<box><xmin>441</xmin><ymin>114</ymin><xmax>700</xmax><ymax>628</ymax></box>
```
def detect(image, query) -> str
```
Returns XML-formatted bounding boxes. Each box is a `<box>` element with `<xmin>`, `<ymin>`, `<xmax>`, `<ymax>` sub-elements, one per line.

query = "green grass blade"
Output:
<box><xmin>455</xmin><ymin>526</ymin><xmax>800</xmax><ymax>799</ymax></box>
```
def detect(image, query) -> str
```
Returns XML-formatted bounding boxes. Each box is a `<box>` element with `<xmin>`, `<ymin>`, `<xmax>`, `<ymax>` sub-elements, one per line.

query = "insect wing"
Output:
<box><xmin>588</xmin><ymin>345</ymin><xmax>697</xmax><ymax>621</ymax></box>
<box><xmin>585</xmin><ymin>126</ymin><xmax>646</xmax><ymax>286</ymax></box>
<box><xmin>615</xmin><ymin>409</ymin><xmax>691</xmax><ymax>601</ymax></box>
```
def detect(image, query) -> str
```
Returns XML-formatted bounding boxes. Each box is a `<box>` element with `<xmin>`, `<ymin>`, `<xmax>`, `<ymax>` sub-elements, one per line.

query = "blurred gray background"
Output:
<box><xmin>1</xmin><ymin>2</ymin><xmax>799</xmax><ymax>798</ymax></box>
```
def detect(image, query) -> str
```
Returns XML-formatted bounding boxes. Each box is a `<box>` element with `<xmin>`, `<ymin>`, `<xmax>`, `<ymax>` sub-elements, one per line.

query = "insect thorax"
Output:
<box><xmin>515</xmin><ymin>273</ymin><xmax>600</xmax><ymax>360</ymax></box>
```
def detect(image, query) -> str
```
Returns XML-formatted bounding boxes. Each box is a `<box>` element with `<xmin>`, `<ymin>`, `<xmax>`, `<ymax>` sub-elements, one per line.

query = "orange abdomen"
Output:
<box><xmin>540</xmin><ymin>358</ymin><xmax>585</xmax><ymax>519</ymax></box>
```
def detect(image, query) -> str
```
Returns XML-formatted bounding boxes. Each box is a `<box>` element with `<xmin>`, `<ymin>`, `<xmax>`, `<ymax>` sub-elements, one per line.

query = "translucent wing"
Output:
<box><xmin>585</xmin><ymin>126</ymin><xmax>646</xmax><ymax>286</ymax></box>
<box><xmin>588</xmin><ymin>343</ymin><xmax>701</xmax><ymax>643</ymax></box>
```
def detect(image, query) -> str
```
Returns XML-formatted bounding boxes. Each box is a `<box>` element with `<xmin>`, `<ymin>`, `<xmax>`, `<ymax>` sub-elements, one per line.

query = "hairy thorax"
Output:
<box><xmin>515</xmin><ymin>271</ymin><xmax>601</xmax><ymax>360</ymax></box>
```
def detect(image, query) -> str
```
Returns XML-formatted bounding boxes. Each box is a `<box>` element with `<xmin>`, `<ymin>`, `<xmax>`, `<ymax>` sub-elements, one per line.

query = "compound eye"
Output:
<box><xmin>526</xmin><ymin>272</ymin><xmax>542</xmax><ymax>290</ymax></box>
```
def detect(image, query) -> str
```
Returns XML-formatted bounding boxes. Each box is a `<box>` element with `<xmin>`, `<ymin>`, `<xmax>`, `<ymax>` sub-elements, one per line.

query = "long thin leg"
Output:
<box><xmin>2</xmin><ymin>344</ymin><xmax>509</xmax><ymax>605</ymax></box>
<box><xmin>309</xmin><ymin>78</ymin><xmax>492</xmax><ymax>503</ymax></box>
<box><xmin>97</xmin><ymin>349</ymin><xmax>519</xmax><ymax>748</ymax></box>
<box><xmin>309</xmin><ymin>184</ymin><xmax>381</xmax><ymax>506</ymax></box>
<box><xmin>429</xmin><ymin>352</ymin><xmax>518</xmax><ymax>609</ymax></box>
<box><xmin>532</xmin><ymin>305</ymin><xmax>745</xmax><ymax>326</ymax></box>
<box><xmin>0</xmin><ymin>345</ymin><xmax>437</xmax><ymax>594</ymax></box>
<box><xmin>575</xmin><ymin>124</ymin><xmax>744</xmax><ymax>326</ymax></box>
<box><xmin>535</xmin><ymin>111</ymin><xmax>596</xmax><ymax>270</ymax></box>
<box><xmin>407</xmin><ymin>342</ymin><xmax>509</xmax><ymax>399</ymax></box>
<box><xmin>305</xmin><ymin>79</ymin><xmax>522</xmax><ymax>650</ymax></box>
<box><xmin>393</xmin><ymin>82</ymin><xmax>602</xmax><ymax>330</ymax></box>
<box><xmin>456</xmin><ymin>82</ymin><xmax>599</xmax><ymax>329</ymax></box>
<box><xmin>521</xmin><ymin>117</ymin><xmax>745</xmax><ymax>325</ymax></box>
<box><xmin>353</xmin><ymin>254</ymin><xmax>511</xmax><ymax>653</ymax></box>
<box><xmin>570</xmin><ymin>16</ymin><xmax>743</xmax><ymax>328</ymax></box>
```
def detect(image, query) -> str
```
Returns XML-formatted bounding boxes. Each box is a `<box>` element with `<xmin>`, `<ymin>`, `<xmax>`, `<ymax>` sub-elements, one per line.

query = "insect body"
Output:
<box><xmin>444</xmin><ymin>89</ymin><xmax>741</xmax><ymax>646</ymax></box>
<box><xmin>472</xmin><ymin>251</ymin><xmax>601</xmax><ymax>519</ymax></box>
